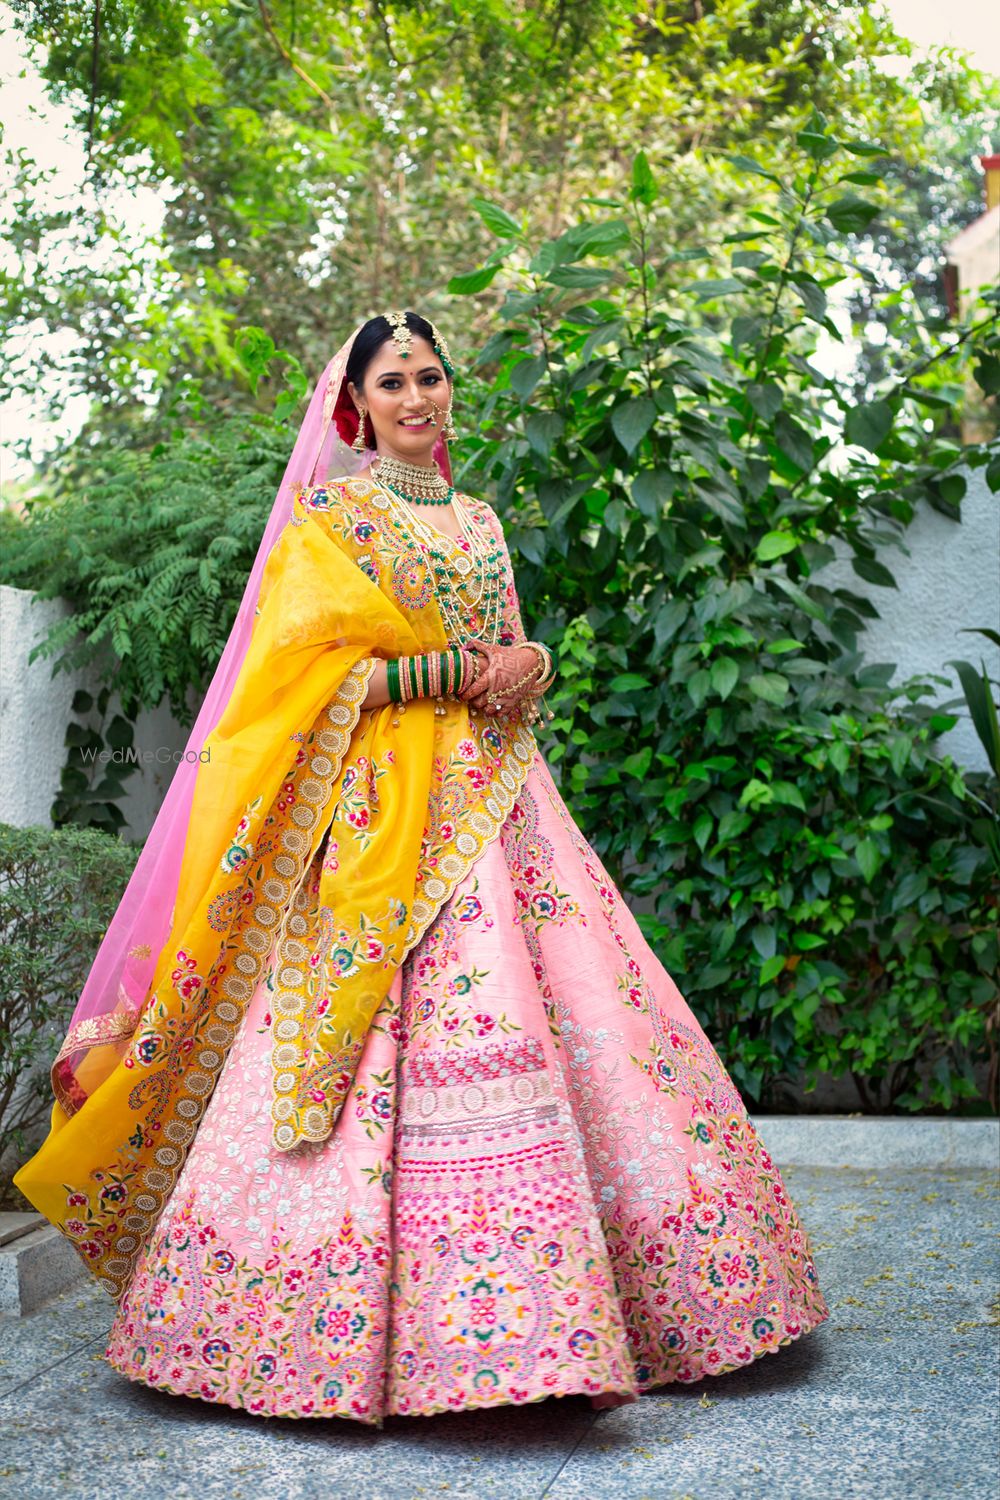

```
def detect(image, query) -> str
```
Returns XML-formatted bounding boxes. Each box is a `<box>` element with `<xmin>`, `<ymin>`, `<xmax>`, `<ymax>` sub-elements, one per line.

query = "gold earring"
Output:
<box><xmin>443</xmin><ymin>399</ymin><xmax>457</xmax><ymax>442</ymax></box>
<box><xmin>352</xmin><ymin>403</ymin><xmax>368</xmax><ymax>451</ymax></box>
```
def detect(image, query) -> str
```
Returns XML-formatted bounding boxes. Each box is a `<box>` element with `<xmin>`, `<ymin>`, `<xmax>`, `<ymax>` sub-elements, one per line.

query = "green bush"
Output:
<box><xmin>0</xmin><ymin>822</ymin><xmax>141</xmax><ymax>1198</ymax></box>
<box><xmin>0</xmin><ymin>408</ymin><xmax>291</xmax><ymax>727</ymax></box>
<box><xmin>452</xmin><ymin>123</ymin><xmax>1000</xmax><ymax>1114</ymax></box>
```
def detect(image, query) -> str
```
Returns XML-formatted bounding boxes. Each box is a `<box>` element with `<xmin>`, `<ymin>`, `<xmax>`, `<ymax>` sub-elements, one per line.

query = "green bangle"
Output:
<box><xmin>387</xmin><ymin>657</ymin><xmax>399</xmax><ymax>703</ymax></box>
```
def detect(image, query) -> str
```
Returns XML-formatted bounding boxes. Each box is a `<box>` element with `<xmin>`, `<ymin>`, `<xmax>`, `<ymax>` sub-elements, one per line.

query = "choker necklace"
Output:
<box><xmin>373</xmin><ymin>453</ymin><xmax>454</xmax><ymax>506</ymax></box>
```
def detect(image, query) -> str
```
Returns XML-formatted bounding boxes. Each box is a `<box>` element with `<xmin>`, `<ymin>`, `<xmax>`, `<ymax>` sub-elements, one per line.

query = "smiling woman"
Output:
<box><xmin>15</xmin><ymin>309</ymin><xmax>830</xmax><ymax>1428</ymax></box>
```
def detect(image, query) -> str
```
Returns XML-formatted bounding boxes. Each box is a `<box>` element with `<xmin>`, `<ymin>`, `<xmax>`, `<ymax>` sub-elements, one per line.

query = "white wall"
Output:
<box><xmin>0</xmin><ymin>584</ymin><xmax>192</xmax><ymax>840</ymax></box>
<box><xmin>813</xmin><ymin>467</ymin><xmax>998</xmax><ymax>775</ymax></box>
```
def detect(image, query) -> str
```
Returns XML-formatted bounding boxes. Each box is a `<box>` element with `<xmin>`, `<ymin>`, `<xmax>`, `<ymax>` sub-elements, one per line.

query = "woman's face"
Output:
<box><xmin>348</xmin><ymin>333</ymin><xmax>451</xmax><ymax>465</ymax></box>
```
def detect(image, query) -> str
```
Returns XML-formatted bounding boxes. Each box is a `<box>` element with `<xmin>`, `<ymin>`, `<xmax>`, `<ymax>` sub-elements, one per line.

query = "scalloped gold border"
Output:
<box><xmin>87</xmin><ymin>657</ymin><xmax>376</xmax><ymax>1301</ymax></box>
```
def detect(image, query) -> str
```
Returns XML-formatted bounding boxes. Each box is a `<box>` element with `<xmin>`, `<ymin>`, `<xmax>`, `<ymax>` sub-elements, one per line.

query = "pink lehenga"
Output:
<box><xmin>105</xmin><ymin>522</ymin><xmax>830</xmax><ymax>1426</ymax></box>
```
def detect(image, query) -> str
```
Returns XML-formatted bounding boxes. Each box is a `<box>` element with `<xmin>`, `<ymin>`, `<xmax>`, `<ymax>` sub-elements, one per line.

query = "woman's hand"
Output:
<box><xmin>457</xmin><ymin>642</ymin><xmax>544</xmax><ymax>716</ymax></box>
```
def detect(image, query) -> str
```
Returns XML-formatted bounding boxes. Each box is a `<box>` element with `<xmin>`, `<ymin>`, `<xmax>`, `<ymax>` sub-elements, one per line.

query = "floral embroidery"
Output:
<box><xmin>220</xmin><ymin>796</ymin><xmax>263</xmax><ymax>874</ymax></box>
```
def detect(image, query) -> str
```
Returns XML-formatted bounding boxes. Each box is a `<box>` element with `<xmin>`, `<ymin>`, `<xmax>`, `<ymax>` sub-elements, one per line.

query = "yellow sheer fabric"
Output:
<box><xmin>15</xmin><ymin>477</ymin><xmax>536</xmax><ymax>1299</ymax></box>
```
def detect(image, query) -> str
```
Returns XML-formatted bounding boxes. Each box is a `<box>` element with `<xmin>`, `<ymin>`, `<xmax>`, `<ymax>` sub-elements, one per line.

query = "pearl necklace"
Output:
<box><xmin>372</xmin><ymin>480</ymin><xmax>506</xmax><ymax>644</ymax></box>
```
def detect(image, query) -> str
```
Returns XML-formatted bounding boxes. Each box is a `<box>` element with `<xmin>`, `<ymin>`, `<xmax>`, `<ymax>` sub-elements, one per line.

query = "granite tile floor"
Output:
<box><xmin>0</xmin><ymin>1164</ymin><xmax>996</xmax><ymax>1500</ymax></box>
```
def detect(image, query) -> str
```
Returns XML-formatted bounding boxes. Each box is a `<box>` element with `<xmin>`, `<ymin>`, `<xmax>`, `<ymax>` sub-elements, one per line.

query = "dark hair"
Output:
<box><xmin>345</xmin><ymin>311</ymin><xmax>452</xmax><ymax>390</ymax></box>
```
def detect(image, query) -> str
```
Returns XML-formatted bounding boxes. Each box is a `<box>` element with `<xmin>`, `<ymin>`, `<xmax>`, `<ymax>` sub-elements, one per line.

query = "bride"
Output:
<box><xmin>15</xmin><ymin>310</ymin><xmax>829</xmax><ymax>1426</ymax></box>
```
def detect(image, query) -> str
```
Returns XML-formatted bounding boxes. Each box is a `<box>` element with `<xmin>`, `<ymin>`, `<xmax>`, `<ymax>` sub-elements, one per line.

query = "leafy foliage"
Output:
<box><xmin>0</xmin><ymin>409</ymin><xmax>290</xmax><ymax>725</ymax></box>
<box><xmin>3</xmin><ymin>0</ymin><xmax>996</xmax><ymax>461</ymax></box>
<box><xmin>453</xmin><ymin>121</ymin><xmax>1000</xmax><ymax>1114</ymax></box>
<box><xmin>0</xmin><ymin>822</ymin><xmax>140</xmax><ymax>1194</ymax></box>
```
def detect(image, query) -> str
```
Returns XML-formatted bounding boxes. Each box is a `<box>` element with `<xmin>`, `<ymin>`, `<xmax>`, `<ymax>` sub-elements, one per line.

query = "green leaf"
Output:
<box><xmin>829</xmin><ymin>741</ymin><xmax>850</xmax><ymax>775</ymax></box>
<box><xmin>793</xmin><ymin>932</ymin><xmax>827</xmax><ymax>950</ymax></box>
<box><xmin>447</xmin><ymin>265</ymin><xmax>500</xmax><ymax>294</ymax></box>
<box><xmin>471</xmin><ymin>197</ymin><xmax>521</xmax><ymax>239</ymax></box>
<box><xmin>749</xmin><ymin>673</ymin><xmax>790</xmax><ymax>704</ymax></box>
<box><xmin>623</xmin><ymin>745</ymin><xmax>653</xmax><ymax>778</ymax></box>
<box><xmin>797</xmin><ymin>129</ymin><xmax>839</xmax><ymax>160</ymax></box>
<box><xmin>687</xmin><ymin>669</ymin><xmax>711</xmax><ymax>708</ymax></box>
<box><xmin>752</xmin><ymin>924</ymin><xmax>777</xmax><ymax>959</ymax></box>
<box><xmin>845</xmin><ymin>400</ymin><xmax>893</xmax><ymax>453</ymax></box>
<box><xmin>654</xmin><ymin>600</ymin><xmax>688</xmax><ymax>649</ymax></box>
<box><xmin>760</xmin><ymin>955</ymin><xmax>786</xmax><ymax>986</ymax></box>
<box><xmin>546</xmin><ymin>266</ymin><xmax>612</xmax><ymax>288</ymax></box>
<box><xmin>630</xmin><ymin>150</ymin><xmax>657</xmax><ymax>206</ymax></box>
<box><xmin>770</xmin><ymin>575</ymin><xmax>828</xmax><ymax>622</ymax></box>
<box><xmin>558</xmin><ymin>220</ymin><xmax>632</xmax><ymax>259</ymax></box>
<box><xmin>731</xmin><ymin>316</ymin><xmax>764</xmax><ymax>349</ymax></box>
<box><xmin>851</xmin><ymin>555</ymin><xmax>897</xmax><ymax>589</ymax></box>
<box><xmin>509</xmin><ymin>355</ymin><xmax>547</xmax><ymax>398</ymax></box>
<box><xmin>611</xmin><ymin>397</ymin><xmax>656</xmax><ymax>454</ymax></box>
<box><xmin>986</xmin><ymin>456</ymin><xmax>1000</xmax><ymax>493</ymax></box>
<box><xmin>888</xmin><ymin>735</ymin><xmax>911</xmax><ymax>776</ymax></box>
<box><xmin>746</xmin><ymin>381</ymin><xmax>782</xmax><ymax>420</ymax></box>
<box><xmin>825</xmin><ymin>194</ymin><xmax>880</xmax><ymax>233</ymax></box>
<box><xmin>855</xmin><ymin>837</ymin><xmax>882</xmax><ymax>882</ymax></box>
<box><xmin>756</xmin><ymin>531</ymin><xmax>798</xmax><ymax>562</ymax></box>
<box><xmin>766</xmin><ymin>639</ymin><xmax>804</xmax><ymax>654</ymax></box>
<box><xmin>609</xmin><ymin>673</ymin><xmax>651</xmax><ymax>692</ymax></box>
<box><xmin>631</xmin><ymin>471</ymin><xmax>670</xmax><ymax>519</ymax></box>
<box><xmin>710</xmin><ymin>657</ymin><xmax>739</xmax><ymax>700</ymax></box>
<box><xmin>939</xmin><ymin>473</ymin><xmax>967</xmax><ymax>506</ymax></box>
<box><xmin>950</xmin><ymin>659</ymin><xmax>1000</xmax><ymax>775</ymax></box>
<box><xmin>772</xmin><ymin>780</ymin><xmax>807</xmax><ymax>811</ymax></box>
<box><xmin>525</xmin><ymin>411</ymin><xmax>564</xmax><ymax>456</ymax></box>
<box><xmin>841</xmin><ymin>138</ymin><xmax>887</xmax><ymax>157</ymax></box>
<box><xmin>688</xmin><ymin>278</ymin><xmax>746</xmax><ymax>301</ymax></box>
<box><xmin>774</xmin><ymin>411</ymin><xmax>813</xmax><ymax>472</ymax></box>
<box><xmin>792</xmin><ymin>276</ymin><xmax>827</xmax><ymax>322</ymax></box>
<box><xmin>974</xmin><ymin>353</ymin><xmax>1000</xmax><ymax>395</ymax></box>
<box><xmin>723</xmin><ymin>153</ymin><xmax>782</xmax><ymax>185</ymax></box>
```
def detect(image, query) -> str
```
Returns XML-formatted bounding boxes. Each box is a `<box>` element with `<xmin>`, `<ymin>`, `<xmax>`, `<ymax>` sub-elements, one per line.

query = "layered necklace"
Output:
<box><xmin>371</xmin><ymin>454</ymin><xmax>505</xmax><ymax>644</ymax></box>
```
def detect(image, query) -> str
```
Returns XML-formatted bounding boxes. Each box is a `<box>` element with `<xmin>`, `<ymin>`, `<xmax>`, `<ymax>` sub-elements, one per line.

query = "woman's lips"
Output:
<box><xmin>400</xmin><ymin>416</ymin><xmax>432</xmax><ymax>427</ymax></box>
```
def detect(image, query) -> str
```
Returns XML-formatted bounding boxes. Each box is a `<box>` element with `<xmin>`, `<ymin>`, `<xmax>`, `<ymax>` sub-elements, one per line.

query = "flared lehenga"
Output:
<box><xmin>105</xmin><ymin>745</ymin><xmax>830</xmax><ymax>1424</ymax></box>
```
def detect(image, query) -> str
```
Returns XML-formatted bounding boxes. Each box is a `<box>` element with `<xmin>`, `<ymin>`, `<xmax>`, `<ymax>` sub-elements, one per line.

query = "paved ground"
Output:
<box><xmin>0</xmin><ymin>1164</ymin><xmax>996</xmax><ymax>1500</ymax></box>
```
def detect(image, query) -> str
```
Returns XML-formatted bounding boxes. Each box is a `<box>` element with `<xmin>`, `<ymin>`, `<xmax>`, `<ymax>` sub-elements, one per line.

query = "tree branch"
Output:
<box><xmin>257</xmin><ymin>0</ymin><xmax>335</xmax><ymax>109</ymax></box>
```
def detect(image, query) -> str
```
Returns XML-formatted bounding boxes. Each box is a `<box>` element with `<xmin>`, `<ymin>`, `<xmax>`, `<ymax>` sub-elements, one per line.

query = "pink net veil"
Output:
<box><xmin>54</xmin><ymin>316</ymin><xmax>454</xmax><ymax>1112</ymax></box>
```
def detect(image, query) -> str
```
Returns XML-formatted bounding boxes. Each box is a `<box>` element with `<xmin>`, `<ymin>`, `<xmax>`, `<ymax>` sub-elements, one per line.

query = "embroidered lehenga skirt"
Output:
<box><xmin>105</xmin><ymin>745</ymin><xmax>830</xmax><ymax>1424</ymax></box>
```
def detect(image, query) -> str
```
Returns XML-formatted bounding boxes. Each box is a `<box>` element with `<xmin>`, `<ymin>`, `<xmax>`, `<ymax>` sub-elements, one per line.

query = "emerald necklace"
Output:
<box><xmin>372</xmin><ymin>453</ymin><xmax>454</xmax><ymax>506</ymax></box>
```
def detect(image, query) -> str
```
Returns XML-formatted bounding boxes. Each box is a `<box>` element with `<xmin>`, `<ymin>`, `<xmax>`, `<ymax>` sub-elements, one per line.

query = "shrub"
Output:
<box><xmin>452</xmin><ymin>121</ymin><xmax>1000</xmax><ymax>1113</ymax></box>
<box><xmin>0</xmin><ymin>821</ymin><xmax>141</xmax><ymax>1199</ymax></box>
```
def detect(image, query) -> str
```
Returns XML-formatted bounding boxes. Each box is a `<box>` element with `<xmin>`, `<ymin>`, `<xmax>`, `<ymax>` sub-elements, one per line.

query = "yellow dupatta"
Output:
<box><xmin>14</xmin><ymin>474</ymin><xmax>536</xmax><ymax>1299</ymax></box>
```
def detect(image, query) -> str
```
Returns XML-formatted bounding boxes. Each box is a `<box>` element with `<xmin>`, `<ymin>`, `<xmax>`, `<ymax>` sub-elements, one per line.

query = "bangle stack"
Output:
<box><xmin>385</xmin><ymin>641</ymin><xmax>556</xmax><ymax>727</ymax></box>
<box><xmin>387</xmin><ymin>647</ymin><xmax>474</xmax><ymax>708</ymax></box>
